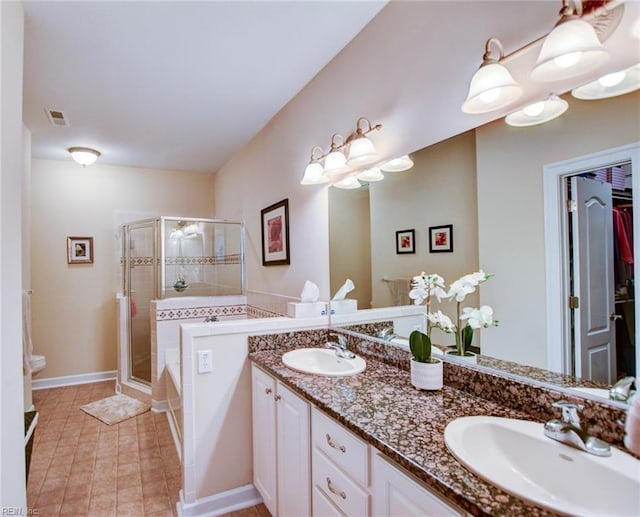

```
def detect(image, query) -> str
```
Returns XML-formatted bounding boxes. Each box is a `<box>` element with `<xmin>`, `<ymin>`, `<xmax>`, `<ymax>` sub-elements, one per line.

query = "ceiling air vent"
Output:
<box><xmin>45</xmin><ymin>108</ymin><xmax>70</xmax><ymax>127</ymax></box>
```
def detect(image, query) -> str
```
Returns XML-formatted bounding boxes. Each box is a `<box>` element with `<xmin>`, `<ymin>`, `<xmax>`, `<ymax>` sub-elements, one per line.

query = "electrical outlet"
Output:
<box><xmin>198</xmin><ymin>350</ymin><xmax>213</xmax><ymax>373</ymax></box>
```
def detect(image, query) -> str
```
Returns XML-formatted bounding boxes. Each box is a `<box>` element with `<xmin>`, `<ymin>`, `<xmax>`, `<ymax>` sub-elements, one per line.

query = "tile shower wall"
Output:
<box><xmin>150</xmin><ymin>296</ymin><xmax>247</xmax><ymax>407</ymax></box>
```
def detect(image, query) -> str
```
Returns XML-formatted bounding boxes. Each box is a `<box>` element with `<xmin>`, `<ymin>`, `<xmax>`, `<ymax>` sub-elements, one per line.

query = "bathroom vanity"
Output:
<box><xmin>248</xmin><ymin>329</ymin><xmax>638</xmax><ymax>517</ymax></box>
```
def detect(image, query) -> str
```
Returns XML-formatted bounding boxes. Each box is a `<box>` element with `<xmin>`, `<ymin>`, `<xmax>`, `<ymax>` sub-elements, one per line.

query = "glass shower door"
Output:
<box><xmin>126</xmin><ymin>222</ymin><xmax>157</xmax><ymax>385</ymax></box>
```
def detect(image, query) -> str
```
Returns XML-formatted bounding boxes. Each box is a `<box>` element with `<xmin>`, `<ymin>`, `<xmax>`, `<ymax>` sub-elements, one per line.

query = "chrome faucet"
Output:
<box><xmin>326</xmin><ymin>333</ymin><xmax>356</xmax><ymax>359</ymax></box>
<box><xmin>609</xmin><ymin>376</ymin><xmax>636</xmax><ymax>402</ymax></box>
<box><xmin>376</xmin><ymin>326</ymin><xmax>397</xmax><ymax>341</ymax></box>
<box><xmin>544</xmin><ymin>401</ymin><xmax>611</xmax><ymax>457</ymax></box>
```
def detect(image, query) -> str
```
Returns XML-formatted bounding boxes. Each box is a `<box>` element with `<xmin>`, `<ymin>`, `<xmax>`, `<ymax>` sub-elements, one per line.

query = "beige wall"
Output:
<box><xmin>477</xmin><ymin>91</ymin><xmax>640</xmax><ymax>369</ymax></box>
<box><xmin>370</xmin><ymin>131</ymin><xmax>479</xmax><ymax>344</ymax></box>
<box><xmin>30</xmin><ymin>159</ymin><xmax>215</xmax><ymax>378</ymax></box>
<box><xmin>329</xmin><ymin>187</ymin><xmax>372</xmax><ymax>309</ymax></box>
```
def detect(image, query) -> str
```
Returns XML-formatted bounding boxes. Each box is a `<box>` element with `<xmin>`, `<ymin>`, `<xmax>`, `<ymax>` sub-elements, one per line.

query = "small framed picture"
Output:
<box><xmin>261</xmin><ymin>199</ymin><xmax>290</xmax><ymax>266</ymax></box>
<box><xmin>67</xmin><ymin>236</ymin><xmax>94</xmax><ymax>264</ymax></box>
<box><xmin>429</xmin><ymin>224</ymin><xmax>453</xmax><ymax>253</ymax></box>
<box><xmin>396</xmin><ymin>229</ymin><xmax>415</xmax><ymax>254</ymax></box>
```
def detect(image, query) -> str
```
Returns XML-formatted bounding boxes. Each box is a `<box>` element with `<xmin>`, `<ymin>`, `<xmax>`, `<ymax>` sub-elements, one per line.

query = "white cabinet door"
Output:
<box><xmin>372</xmin><ymin>452</ymin><xmax>463</xmax><ymax>517</ymax></box>
<box><xmin>277</xmin><ymin>383</ymin><xmax>311</xmax><ymax>517</ymax></box>
<box><xmin>251</xmin><ymin>365</ymin><xmax>277</xmax><ymax>516</ymax></box>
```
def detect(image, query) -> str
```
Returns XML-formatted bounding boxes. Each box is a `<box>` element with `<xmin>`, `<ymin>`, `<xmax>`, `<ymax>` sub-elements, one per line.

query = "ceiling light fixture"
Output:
<box><xmin>68</xmin><ymin>147</ymin><xmax>101</xmax><ymax>166</ymax></box>
<box><xmin>505</xmin><ymin>94</ymin><xmax>569</xmax><ymax>127</ymax></box>
<box><xmin>379</xmin><ymin>155</ymin><xmax>414</xmax><ymax>172</ymax></box>
<box><xmin>571</xmin><ymin>63</ymin><xmax>640</xmax><ymax>100</ymax></box>
<box><xmin>462</xmin><ymin>0</ymin><xmax>614</xmax><ymax>115</ymax></box>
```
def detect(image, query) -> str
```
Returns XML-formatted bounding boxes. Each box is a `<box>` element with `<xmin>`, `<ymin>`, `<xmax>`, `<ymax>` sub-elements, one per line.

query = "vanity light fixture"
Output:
<box><xmin>461</xmin><ymin>0</ymin><xmax>614</xmax><ymax>115</ymax></box>
<box><xmin>300</xmin><ymin>116</ymin><xmax>382</xmax><ymax>185</ymax></box>
<box><xmin>68</xmin><ymin>147</ymin><xmax>101</xmax><ymax>166</ymax></box>
<box><xmin>379</xmin><ymin>154</ymin><xmax>414</xmax><ymax>172</ymax></box>
<box><xmin>332</xmin><ymin>175</ymin><xmax>362</xmax><ymax>190</ymax></box>
<box><xmin>357</xmin><ymin>167</ymin><xmax>384</xmax><ymax>182</ymax></box>
<box><xmin>531</xmin><ymin>1</ymin><xmax>608</xmax><ymax>82</ymax></box>
<box><xmin>301</xmin><ymin>146</ymin><xmax>329</xmax><ymax>185</ymax></box>
<box><xmin>346</xmin><ymin>118</ymin><xmax>380</xmax><ymax>165</ymax></box>
<box><xmin>323</xmin><ymin>134</ymin><xmax>348</xmax><ymax>176</ymax></box>
<box><xmin>571</xmin><ymin>63</ymin><xmax>640</xmax><ymax>100</ymax></box>
<box><xmin>461</xmin><ymin>38</ymin><xmax>523</xmax><ymax>114</ymax></box>
<box><xmin>505</xmin><ymin>94</ymin><xmax>569</xmax><ymax>127</ymax></box>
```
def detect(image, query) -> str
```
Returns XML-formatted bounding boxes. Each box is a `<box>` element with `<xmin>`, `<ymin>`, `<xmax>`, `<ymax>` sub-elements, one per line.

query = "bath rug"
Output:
<box><xmin>80</xmin><ymin>394</ymin><xmax>149</xmax><ymax>425</ymax></box>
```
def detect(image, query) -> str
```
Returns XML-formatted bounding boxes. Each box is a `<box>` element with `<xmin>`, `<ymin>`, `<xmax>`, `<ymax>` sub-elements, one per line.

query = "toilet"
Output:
<box><xmin>30</xmin><ymin>354</ymin><xmax>47</xmax><ymax>374</ymax></box>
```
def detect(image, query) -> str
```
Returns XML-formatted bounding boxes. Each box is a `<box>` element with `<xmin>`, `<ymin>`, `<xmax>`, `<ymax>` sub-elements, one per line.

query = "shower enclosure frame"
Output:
<box><xmin>120</xmin><ymin>216</ymin><xmax>245</xmax><ymax>391</ymax></box>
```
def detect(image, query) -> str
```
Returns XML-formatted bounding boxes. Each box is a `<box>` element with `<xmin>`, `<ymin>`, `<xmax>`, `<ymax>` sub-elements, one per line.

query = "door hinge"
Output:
<box><xmin>567</xmin><ymin>200</ymin><xmax>577</xmax><ymax>212</ymax></box>
<box><xmin>569</xmin><ymin>296</ymin><xmax>580</xmax><ymax>309</ymax></box>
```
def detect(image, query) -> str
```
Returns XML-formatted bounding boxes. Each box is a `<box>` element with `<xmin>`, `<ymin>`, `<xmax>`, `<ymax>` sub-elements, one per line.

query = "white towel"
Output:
<box><xmin>386</xmin><ymin>278</ymin><xmax>411</xmax><ymax>306</ymax></box>
<box><xmin>22</xmin><ymin>291</ymin><xmax>33</xmax><ymax>375</ymax></box>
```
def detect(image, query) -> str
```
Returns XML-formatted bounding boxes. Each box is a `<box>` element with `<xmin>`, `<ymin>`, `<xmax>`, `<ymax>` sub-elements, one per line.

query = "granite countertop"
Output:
<box><xmin>250</xmin><ymin>348</ymin><xmax>559</xmax><ymax>517</ymax></box>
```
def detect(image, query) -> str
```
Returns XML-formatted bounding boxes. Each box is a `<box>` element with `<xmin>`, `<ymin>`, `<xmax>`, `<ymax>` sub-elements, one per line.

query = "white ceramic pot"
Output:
<box><xmin>445</xmin><ymin>350</ymin><xmax>478</xmax><ymax>363</ymax></box>
<box><xmin>410</xmin><ymin>358</ymin><xmax>443</xmax><ymax>390</ymax></box>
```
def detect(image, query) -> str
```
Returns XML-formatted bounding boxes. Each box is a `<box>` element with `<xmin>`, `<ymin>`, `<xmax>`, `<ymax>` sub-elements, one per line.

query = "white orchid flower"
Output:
<box><xmin>427</xmin><ymin>310</ymin><xmax>455</xmax><ymax>333</ymax></box>
<box><xmin>410</xmin><ymin>273</ymin><xmax>447</xmax><ymax>305</ymax></box>
<box><xmin>447</xmin><ymin>278</ymin><xmax>477</xmax><ymax>302</ymax></box>
<box><xmin>460</xmin><ymin>305</ymin><xmax>497</xmax><ymax>329</ymax></box>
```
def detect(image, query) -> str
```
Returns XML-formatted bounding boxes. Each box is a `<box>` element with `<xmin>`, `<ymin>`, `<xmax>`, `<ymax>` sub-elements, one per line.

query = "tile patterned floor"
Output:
<box><xmin>27</xmin><ymin>381</ymin><xmax>180</xmax><ymax>516</ymax></box>
<box><xmin>27</xmin><ymin>380</ymin><xmax>271</xmax><ymax>517</ymax></box>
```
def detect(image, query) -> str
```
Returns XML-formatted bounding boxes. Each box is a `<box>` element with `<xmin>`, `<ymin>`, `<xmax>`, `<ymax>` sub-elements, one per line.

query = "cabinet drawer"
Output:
<box><xmin>312</xmin><ymin>407</ymin><xmax>369</xmax><ymax>486</ymax></box>
<box><xmin>313</xmin><ymin>485</ymin><xmax>345</xmax><ymax>517</ymax></box>
<box><xmin>313</xmin><ymin>448</ymin><xmax>369</xmax><ymax>517</ymax></box>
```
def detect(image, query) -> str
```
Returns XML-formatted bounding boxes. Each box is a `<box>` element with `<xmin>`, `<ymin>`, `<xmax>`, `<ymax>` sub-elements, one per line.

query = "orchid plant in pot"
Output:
<box><xmin>408</xmin><ymin>274</ymin><xmax>446</xmax><ymax>390</ymax></box>
<box><xmin>409</xmin><ymin>270</ymin><xmax>498</xmax><ymax>362</ymax></box>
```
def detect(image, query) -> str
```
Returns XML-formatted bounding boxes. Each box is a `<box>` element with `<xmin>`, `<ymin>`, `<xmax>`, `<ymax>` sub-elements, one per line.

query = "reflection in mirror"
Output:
<box><xmin>329</xmin><ymin>91</ymin><xmax>640</xmax><ymax>406</ymax></box>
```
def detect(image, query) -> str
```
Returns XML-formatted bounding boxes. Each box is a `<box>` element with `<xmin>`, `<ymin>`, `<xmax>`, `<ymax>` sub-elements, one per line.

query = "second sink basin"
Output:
<box><xmin>282</xmin><ymin>348</ymin><xmax>366</xmax><ymax>377</ymax></box>
<box><xmin>444</xmin><ymin>416</ymin><xmax>640</xmax><ymax>516</ymax></box>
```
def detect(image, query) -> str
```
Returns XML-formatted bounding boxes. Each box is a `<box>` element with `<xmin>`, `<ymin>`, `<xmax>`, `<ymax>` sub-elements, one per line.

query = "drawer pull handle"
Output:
<box><xmin>326</xmin><ymin>433</ymin><xmax>346</xmax><ymax>453</ymax></box>
<box><xmin>275</xmin><ymin>394</ymin><xmax>282</xmax><ymax>401</ymax></box>
<box><xmin>265</xmin><ymin>388</ymin><xmax>272</xmax><ymax>395</ymax></box>
<box><xmin>326</xmin><ymin>477</ymin><xmax>346</xmax><ymax>500</ymax></box>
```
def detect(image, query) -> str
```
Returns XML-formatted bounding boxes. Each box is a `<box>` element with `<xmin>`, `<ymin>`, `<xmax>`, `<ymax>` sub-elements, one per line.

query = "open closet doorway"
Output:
<box><xmin>566</xmin><ymin>164</ymin><xmax>634</xmax><ymax>384</ymax></box>
<box><xmin>544</xmin><ymin>142</ymin><xmax>640</xmax><ymax>384</ymax></box>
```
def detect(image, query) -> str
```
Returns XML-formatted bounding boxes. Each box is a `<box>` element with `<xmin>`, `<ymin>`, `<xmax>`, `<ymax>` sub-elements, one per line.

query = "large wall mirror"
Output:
<box><xmin>329</xmin><ymin>90</ymin><xmax>640</xmax><ymax>405</ymax></box>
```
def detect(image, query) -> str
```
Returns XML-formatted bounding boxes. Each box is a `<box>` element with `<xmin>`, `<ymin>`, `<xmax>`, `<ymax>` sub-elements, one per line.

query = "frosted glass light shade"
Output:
<box><xmin>531</xmin><ymin>19</ymin><xmax>608</xmax><ymax>82</ymax></box>
<box><xmin>505</xmin><ymin>95</ymin><xmax>568</xmax><ymax>127</ymax></box>
<box><xmin>332</xmin><ymin>175</ymin><xmax>361</xmax><ymax>189</ymax></box>
<box><xmin>357</xmin><ymin>167</ymin><xmax>384</xmax><ymax>182</ymax></box>
<box><xmin>68</xmin><ymin>147</ymin><xmax>100</xmax><ymax>166</ymax></box>
<box><xmin>572</xmin><ymin>64</ymin><xmax>640</xmax><ymax>100</ymax></box>
<box><xmin>301</xmin><ymin>161</ymin><xmax>328</xmax><ymax>185</ymax></box>
<box><xmin>347</xmin><ymin>136</ymin><xmax>379</xmax><ymax>166</ymax></box>
<box><xmin>323</xmin><ymin>149</ymin><xmax>347</xmax><ymax>176</ymax></box>
<box><xmin>380</xmin><ymin>155</ymin><xmax>414</xmax><ymax>172</ymax></box>
<box><xmin>462</xmin><ymin>62</ymin><xmax>522</xmax><ymax>114</ymax></box>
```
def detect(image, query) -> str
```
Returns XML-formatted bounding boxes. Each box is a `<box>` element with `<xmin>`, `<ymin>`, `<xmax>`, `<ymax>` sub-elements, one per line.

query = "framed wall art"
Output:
<box><xmin>67</xmin><ymin>236</ymin><xmax>94</xmax><ymax>264</ymax></box>
<box><xmin>261</xmin><ymin>199</ymin><xmax>290</xmax><ymax>266</ymax></box>
<box><xmin>396</xmin><ymin>229</ymin><xmax>415</xmax><ymax>254</ymax></box>
<box><xmin>429</xmin><ymin>224</ymin><xmax>453</xmax><ymax>253</ymax></box>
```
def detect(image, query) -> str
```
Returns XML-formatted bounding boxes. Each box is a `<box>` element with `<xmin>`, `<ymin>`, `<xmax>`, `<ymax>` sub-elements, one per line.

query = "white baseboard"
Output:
<box><xmin>177</xmin><ymin>484</ymin><xmax>262</xmax><ymax>517</ymax></box>
<box><xmin>164</xmin><ymin>409</ymin><xmax>182</xmax><ymax>463</ymax></box>
<box><xmin>32</xmin><ymin>370</ymin><xmax>117</xmax><ymax>390</ymax></box>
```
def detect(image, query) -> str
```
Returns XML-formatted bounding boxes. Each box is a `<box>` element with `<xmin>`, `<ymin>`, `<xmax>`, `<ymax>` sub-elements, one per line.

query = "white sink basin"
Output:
<box><xmin>445</xmin><ymin>416</ymin><xmax>640</xmax><ymax>516</ymax></box>
<box><xmin>282</xmin><ymin>348</ymin><xmax>366</xmax><ymax>377</ymax></box>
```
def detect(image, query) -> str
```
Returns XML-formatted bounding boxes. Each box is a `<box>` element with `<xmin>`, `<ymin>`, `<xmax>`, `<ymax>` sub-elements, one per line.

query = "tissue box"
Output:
<box><xmin>287</xmin><ymin>302</ymin><xmax>327</xmax><ymax>318</ymax></box>
<box><xmin>330</xmin><ymin>299</ymin><xmax>358</xmax><ymax>314</ymax></box>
